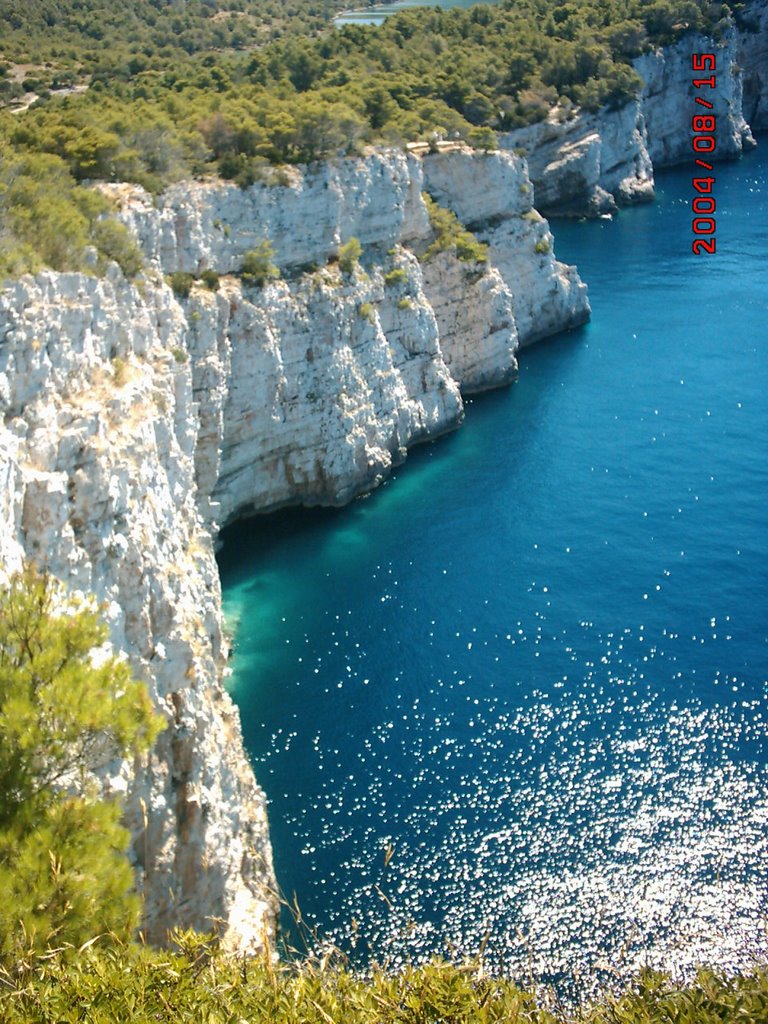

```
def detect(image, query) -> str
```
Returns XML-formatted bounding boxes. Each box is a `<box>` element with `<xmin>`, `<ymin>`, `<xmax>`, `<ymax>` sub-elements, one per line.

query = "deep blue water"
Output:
<box><xmin>218</xmin><ymin>142</ymin><xmax>768</xmax><ymax>993</ymax></box>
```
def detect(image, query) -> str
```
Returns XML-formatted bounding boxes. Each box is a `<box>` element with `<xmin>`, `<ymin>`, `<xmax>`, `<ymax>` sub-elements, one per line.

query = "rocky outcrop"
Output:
<box><xmin>738</xmin><ymin>0</ymin><xmax>768</xmax><ymax>128</ymax></box>
<box><xmin>421</xmin><ymin>149</ymin><xmax>590</xmax><ymax>345</ymax></box>
<box><xmin>190</xmin><ymin>255</ymin><xmax>463</xmax><ymax>523</ymax></box>
<box><xmin>501</xmin><ymin>13</ymin><xmax>764</xmax><ymax>217</ymax></box>
<box><xmin>499</xmin><ymin>101</ymin><xmax>654</xmax><ymax>217</ymax></box>
<box><xmin>636</xmin><ymin>29</ymin><xmax>754</xmax><ymax>167</ymax></box>
<box><xmin>112</xmin><ymin>151</ymin><xmax>429</xmax><ymax>276</ymax></box>
<box><xmin>0</xmin><ymin>145</ymin><xmax>587</xmax><ymax>947</ymax></box>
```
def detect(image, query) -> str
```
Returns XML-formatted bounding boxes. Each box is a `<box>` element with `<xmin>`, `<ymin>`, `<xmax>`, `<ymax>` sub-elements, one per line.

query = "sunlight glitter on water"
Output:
<box><xmin>219</xmin><ymin>142</ymin><xmax>768</xmax><ymax>996</ymax></box>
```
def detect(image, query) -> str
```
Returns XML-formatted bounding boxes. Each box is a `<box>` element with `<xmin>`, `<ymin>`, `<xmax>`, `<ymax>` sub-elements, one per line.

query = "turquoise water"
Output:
<box><xmin>334</xmin><ymin>0</ymin><xmax>498</xmax><ymax>28</ymax></box>
<box><xmin>219</xmin><ymin>143</ymin><xmax>768</xmax><ymax>993</ymax></box>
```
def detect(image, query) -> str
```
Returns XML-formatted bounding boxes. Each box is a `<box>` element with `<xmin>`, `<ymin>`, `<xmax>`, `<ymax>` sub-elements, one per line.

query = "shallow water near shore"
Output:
<box><xmin>219</xmin><ymin>141</ymin><xmax>768</xmax><ymax>995</ymax></box>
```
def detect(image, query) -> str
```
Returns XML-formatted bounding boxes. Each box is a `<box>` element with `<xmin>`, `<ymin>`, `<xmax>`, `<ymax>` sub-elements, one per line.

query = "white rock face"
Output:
<box><xmin>421</xmin><ymin>149</ymin><xmax>590</xmax><ymax>345</ymax></box>
<box><xmin>500</xmin><ymin>102</ymin><xmax>654</xmax><ymax>216</ymax></box>
<box><xmin>0</xmin><ymin>144</ymin><xmax>588</xmax><ymax>948</ymax></box>
<box><xmin>190</xmin><ymin>256</ymin><xmax>463</xmax><ymax>524</ymax></box>
<box><xmin>420</xmin><ymin>254</ymin><xmax>518</xmax><ymax>393</ymax></box>
<box><xmin>738</xmin><ymin>0</ymin><xmax>768</xmax><ymax>128</ymax></box>
<box><xmin>0</xmin><ymin>268</ymin><xmax>277</xmax><ymax>949</ymax></box>
<box><xmin>636</xmin><ymin>29</ymin><xmax>755</xmax><ymax>166</ymax></box>
<box><xmin>500</xmin><ymin>15</ymin><xmax>762</xmax><ymax>216</ymax></box>
<box><xmin>111</xmin><ymin>151</ymin><xmax>430</xmax><ymax>276</ymax></box>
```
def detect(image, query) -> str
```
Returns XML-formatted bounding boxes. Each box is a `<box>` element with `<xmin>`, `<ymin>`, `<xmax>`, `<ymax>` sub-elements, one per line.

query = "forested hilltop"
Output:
<box><xmin>0</xmin><ymin>0</ymin><xmax>755</xmax><ymax>277</ymax></box>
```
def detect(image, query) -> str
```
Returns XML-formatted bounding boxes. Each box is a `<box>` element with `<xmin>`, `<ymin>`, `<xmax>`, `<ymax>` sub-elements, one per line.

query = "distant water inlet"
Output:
<box><xmin>218</xmin><ymin>142</ymin><xmax>768</xmax><ymax>996</ymax></box>
<box><xmin>333</xmin><ymin>0</ymin><xmax>501</xmax><ymax>27</ymax></box>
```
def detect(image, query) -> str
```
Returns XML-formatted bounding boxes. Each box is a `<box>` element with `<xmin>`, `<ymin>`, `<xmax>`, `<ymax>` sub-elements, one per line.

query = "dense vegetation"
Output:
<box><xmin>1</xmin><ymin>942</ymin><xmax>767</xmax><ymax>1023</ymax></box>
<box><xmin>0</xmin><ymin>0</ymin><xmax>745</xmax><ymax>276</ymax></box>
<box><xmin>0</xmin><ymin>568</ymin><xmax>162</xmax><ymax>959</ymax></box>
<box><xmin>0</xmin><ymin>0</ymin><xmax>345</xmax><ymax>67</ymax></box>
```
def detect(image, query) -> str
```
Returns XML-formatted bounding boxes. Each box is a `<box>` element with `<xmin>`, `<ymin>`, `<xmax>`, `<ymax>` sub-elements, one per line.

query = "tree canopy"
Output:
<box><xmin>0</xmin><ymin>566</ymin><xmax>163</xmax><ymax>958</ymax></box>
<box><xmin>0</xmin><ymin>0</ymin><xmax>744</xmax><ymax>275</ymax></box>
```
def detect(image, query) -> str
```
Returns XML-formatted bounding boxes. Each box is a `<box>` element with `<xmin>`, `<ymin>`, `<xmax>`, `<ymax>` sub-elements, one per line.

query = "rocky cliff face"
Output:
<box><xmin>0</xmin><ymin>268</ymin><xmax>276</xmax><ymax>948</ymax></box>
<box><xmin>636</xmin><ymin>28</ymin><xmax>754</xmax><ymax>167</ymax></box>
<box><xmin>3</xmin><ymin>5</ymin><xmax>762</xmax><ymax>945</ymax></box>
<box><xmin>499</xmin><ymin>100</ymin><xmax>654</xmax><ymax>217</ymax></box>
<box><xmin>501</xmin><ymin>15</ymin><xmax>764</xmax><ymax>216</ymax></box>
<box><xmin>738</xmin><ymin>0</ymin><xmax>768</xmax><ymax>129</ymax></box>
<box><xmin>0</xmin><ymin>145</ymin><xmax>587</xmax><ymax>946</ymax></box>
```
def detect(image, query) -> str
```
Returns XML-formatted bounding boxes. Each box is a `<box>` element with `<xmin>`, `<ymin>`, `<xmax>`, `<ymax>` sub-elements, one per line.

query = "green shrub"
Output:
<box><xmin>168</xmin><ymin>271</ymin><xmax>195</xmax><ymax>299</ymax></box>
<box><xmin>384</xmin><ymin>267</ymin><xmax>408</xmax><ymax>287</ymax></box>
<box><xmin>90</xmin><ymin>218</ymin><xmax>143</xmax><ymax>278</ymax></box>
<box><xmin>423</xmin><ymin>195</ymin><xmax>489</xmax><ymax>266</ymax></box>
<box><xmin>534</xmin><ymin>237</ymin><xmax>551</xmax><ymax>254</ymax></box>
<box><xmin>397</xmin><ymin>297</ymin><xmax>412</xmax><ymax>310</ymax></box>
<box><xmin>338</xmin><ymin>237</ymin><xmax>362</xmax><ymax>275</ymax></box>
<box><xmin>172</xmin><ymin>347</ymin><xmax>188</xmax><ymax>363</ymax></box>
<box><xmin>111</xmin><ymin>356</ymin><xmax>127</xmax><ymax>385</ymax></box>
<box><xmin>455</xmin><ymin>234</ymin><xmax>488</xmax><ymax>263</ymax></box>
<box><xmin>358</xmin><ymin>301</ymin><xmax>375</xmax><ymax>323</ymax></box>
<box><xmin>468</xmin><ymin>126</ymin><xmax>499</xmax><ymax>151</ymax></box>
<box><xmin>422</xmin><ymin>195</ymin><xmax>487</xmax><ymax>264</ymax></box>
<box><xmin>240</xmin><ymin>241</ymin><xmax>280</xmax><ymax>287</ymax></box>
<box><xmin>199</xmin><ymin>268</ymin><xmax>220</xmax><ymax>291</ymax></box>
<box><xmin>0</xmin><ymin>567</ymin><xmax>162</xmax><ymax>960</ymax></box>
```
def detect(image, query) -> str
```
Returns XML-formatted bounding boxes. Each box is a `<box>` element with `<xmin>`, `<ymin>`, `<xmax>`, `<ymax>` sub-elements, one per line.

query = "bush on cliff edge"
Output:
<box><xmin>0</xmin><ymin>567</ymin><xmax>163</xmax><ymax>959</ymax></box>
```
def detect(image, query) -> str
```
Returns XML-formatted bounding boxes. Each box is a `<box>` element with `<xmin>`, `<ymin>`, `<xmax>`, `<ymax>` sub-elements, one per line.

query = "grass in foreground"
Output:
<box><xmin>1</xmin><ymin>933</ymin><xmax>767</xmax><ymax>1024</ymax></box>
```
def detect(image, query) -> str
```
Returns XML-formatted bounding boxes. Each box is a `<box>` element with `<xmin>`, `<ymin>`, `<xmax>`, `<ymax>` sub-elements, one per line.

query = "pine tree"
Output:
<box><xmin>0</xmin><ymin>566</ymin><xmax>163</xmax><ymax>958</ymax></box>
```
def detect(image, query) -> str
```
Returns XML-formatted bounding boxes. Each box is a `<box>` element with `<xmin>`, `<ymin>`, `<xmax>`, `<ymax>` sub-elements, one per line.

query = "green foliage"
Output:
<box><xmin>172</xmin><ymin>347</ymin><xmax>188</xmax><ymax>364</ymax></box>
<box><xmin>0</xmin><ymin>0</ymin><xmax>347</xmax><ymax>66</ymax></box>
<box><xmin>358</xmin><ymin>301</ymin><xmax>375</xmax><ymax>322</ymax></box>
<box><xmin>199</xmin><ymin>268</ymin><xmax>220</xmax><ymax>291</ymax></box>
<box><xmin>90</xmin><ymin>218</ymin><xmax>143</xmax><ymax>277</ymax></box>
<box><xmin>0</xmin><ymin>567</ymin><xmax>163</xmax><ymax>958</ymax></box>
<box><xmin>0</xmin><ymin>798</ymin><xmax>140</xmax><ymax>960</ymax></box>
<box><xmin>397</xmin><ymin>297</ymin><xmax>412</xmax><ymax>310</ymax></box>
<box><xmin>1</xmin><ymin>946</ymin><xmax>767</xmax><ymax>1024</ymax></box>
<box><xmin>338</xmin><ymin>237</ymin><xmax>362</xmax><ymax>275</ymax></box>
<box><xmin>384</xmin><ymin>267</ymin><xmax>408</xmax><ymax>287</ymax></box>
<box><xmin>0</xmin><ymin>152</ymin><xmax>142</xmax><ymax>278</ymax></box>
<box><xmin>240</xmin><ymin>241</ymin><xmax>280</xmax><ymax>287</ymax></box>
<box><xmin>168</xmin><ymin>271</ymin><xmax>196</xmax><ymax>299</ymax></box>
<box><xmin>468</xmin><ymin>126</ymin><xmax>499</xmax><ymax>151</ymax></box>
<box><xmin>422</xmin><ymin>195</ymin><xmax>487</xmax><ymax>265</ymax></box>
<box><xmin>582</xmin><ymin>968</ymin><xmax>768</xmax><ymax>1024</ymax></box>
<box><xmin>0</xmin><ymin>0</ymin><xmax>734</xmax><ymax>281</ymax></box>
<box><xmin>534</xmin><ymin>237</ymin><xmax>552</xmax><ymax>254</ymax></box>
<box><xmin>111</xmin><ymin>356</ymin><xmax>127</xmax><ymax>385</ymax></box>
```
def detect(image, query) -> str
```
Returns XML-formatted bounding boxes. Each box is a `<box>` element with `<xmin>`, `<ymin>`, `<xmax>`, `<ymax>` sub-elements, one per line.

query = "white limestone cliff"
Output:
<box><xmin>636</xmin><ymin>28</ymin><xmax>754</xmax><ymax>167</ymax></box>
<box><xmin>0</xmin><ymin>268</ymin><xmax>277</xmax><ymax>949</ymax></box>
<box><xmin>738</xmin><ymin>0</ymin><xmax>768</xmax><ymax>129</ymax></box>
<box><xmin>499</xmin><ymin>100</ymin><xmax>654</xmax><ymax>217</ymax></box>
<box><xmin>500</xmin><ymin>17</ymin><xmax>762</xmax><ymax>216</ymax></box>
<box><xmin>0</xmin><ymin>145</ymin><xmax>587</xmax><ymax>946</ymax></box>
<box><xmin>421</xmin><ymin>149</ymin><xmax>590</xmax><ymax>345</ymax></box>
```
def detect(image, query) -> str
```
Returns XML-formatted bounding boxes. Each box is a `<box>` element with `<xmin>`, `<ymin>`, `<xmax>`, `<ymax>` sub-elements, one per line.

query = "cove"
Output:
<box><xmin>218</xmin><ymin>141</ymin><xmax>768</xmax><ymax>994</ymax></box>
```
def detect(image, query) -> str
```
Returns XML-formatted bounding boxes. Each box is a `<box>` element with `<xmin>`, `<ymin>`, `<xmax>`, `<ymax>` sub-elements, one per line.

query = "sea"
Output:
<box><xmin>218</xmin><ymin>139</ymin><xmax>768</xmax><ymax>997</ymax></box>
